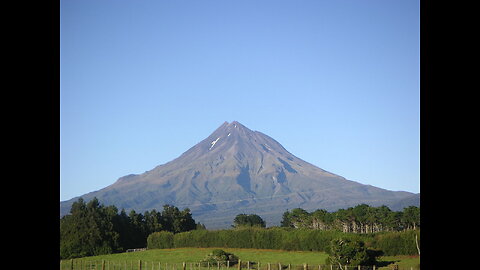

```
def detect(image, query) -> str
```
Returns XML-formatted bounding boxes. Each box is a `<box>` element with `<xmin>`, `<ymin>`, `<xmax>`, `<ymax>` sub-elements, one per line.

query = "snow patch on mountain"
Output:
<box><xmin>210</xmin><ymin>137</ymin><xmax>221</xmax><ymax>150</ymax></box>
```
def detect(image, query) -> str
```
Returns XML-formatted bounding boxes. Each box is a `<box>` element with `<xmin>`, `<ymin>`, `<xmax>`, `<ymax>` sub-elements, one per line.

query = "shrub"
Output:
<box><xmin>200</xmin><ymin>249</ymin><xmax>239</xmax><ymax>266</ymax></box>
<box><xmin>325</xmin><ymin>238</ymin><xmax>379</xmax><ymax>267</ymax></box>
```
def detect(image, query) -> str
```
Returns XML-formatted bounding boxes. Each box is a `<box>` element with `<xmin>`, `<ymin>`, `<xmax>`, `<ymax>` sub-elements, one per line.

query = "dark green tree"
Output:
<box><xmin>60</xmin><ymin>197</ymin><xmax>120</xmax><ymax>259</ymax></box>
<box><xmin>60</xmin><ymin>198</ymin><xmax>199</xmax><ymax>259</ymax></box>
<box><xmin>128</xmin><ymin>209</ymin><xmax>147</xmax><ymax>247</ymax></box>
<box><xmin>233</xmin><ymin>214</ymin><xmax>266</xmax><ymax>228</ymax></box>
<box><xmin>280</xmin><ymin>210</ymin><xmax>294</xmax><ymax>227</ymax></box>
<box><xmin>144</xmin><ymin>209</ymin><xmax>165</xmax><ymax>234</ymax></box>
<box><xmin>161</xmin><ymin>205</ymin><xmax>196</xmax><ymax>233</ymax></box>
<box><xmin>114</xmin><ymin>209</ymin><xmax>137</xmax><ymax>251</ymax></box>
<box><xmin>280</xmin><ymin>208</ymin><xmax>309</xmax><ymax>228</ymax></box>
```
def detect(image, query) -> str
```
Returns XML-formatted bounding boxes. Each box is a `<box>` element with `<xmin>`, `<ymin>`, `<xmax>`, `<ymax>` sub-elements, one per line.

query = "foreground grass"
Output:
<box><xmin>61</xmin><ymin>248</ymin><xmax>419</xmax><ymax>269</ymax></box>
<box><xmin>72</xmin><ymin>248</ymin><xmax>328</xmax><ymax>265</ymax></box>
<box><xmin>376</xmin><ymin>255</ymin><xmax>420</xmax><ymax>270</ymax></box>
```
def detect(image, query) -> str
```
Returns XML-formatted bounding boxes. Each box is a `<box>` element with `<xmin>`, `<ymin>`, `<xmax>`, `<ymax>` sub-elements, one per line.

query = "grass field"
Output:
<box><xmin>60</xmin><ymin>248</ymin><xmax>419</xmax><ymax>270</ymax></box>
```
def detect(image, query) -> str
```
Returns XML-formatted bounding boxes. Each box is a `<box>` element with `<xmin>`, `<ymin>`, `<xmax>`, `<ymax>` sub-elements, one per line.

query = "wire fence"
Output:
<box><xmin>59</xmin><ymin>260</ymin><xmax>419</xmax><ymax>270</ymax></box>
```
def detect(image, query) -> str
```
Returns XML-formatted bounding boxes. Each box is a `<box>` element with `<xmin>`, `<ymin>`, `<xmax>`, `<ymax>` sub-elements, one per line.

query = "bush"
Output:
<box><xmin>147</xmin><ymin>231</ymin><xmax>174</xmax><ymax>249</ymax></box>
<box><xmin>200</xmin><ymin>249</ymin><xmax>239</xmax><ymax>266</ymax></box>
<box><xmin>325</xmin><ymin>238</ymin><xmax>379</xmax><ymax>267</ymax></box>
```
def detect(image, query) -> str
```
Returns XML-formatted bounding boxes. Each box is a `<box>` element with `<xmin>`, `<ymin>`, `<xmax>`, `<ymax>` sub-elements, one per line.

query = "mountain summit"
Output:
<box><xmin>60</xmin><ymin>121</ymin><xmax>419</xmax><ymax>228</ymax></box>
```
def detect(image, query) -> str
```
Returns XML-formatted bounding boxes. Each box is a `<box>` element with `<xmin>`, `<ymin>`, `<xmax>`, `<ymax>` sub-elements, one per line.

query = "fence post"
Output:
<box><xmin>288</xmin><ymin>264</ymin><xmax>291</xmax><ymax>270</ymax></box>
<box><xmin>238</xmin><ymin>260</ymin><xmax>241</xmax><ymax>270</ymax></box>
<box><xmin>183</xmin><ymin>262</ymin><xmax>187</xmax><ymax>270</ymax></box>
<box><xmin>227</xmin><ymin>261</ymin><xmax>230</xmax><ymax>269</ymax></box>
<box><xmin>138</xmin><ymin>260</ymin><xmax>142</xmax><ymax>270</ymax></box>
<box><xmin>278</xmin><ymin>263</ymin><xmax>281</xmax><ymax>270</ymax></box>
<box><xmin>267</xmin><ymin>263</ymin><xmax>270</xmax><ymax>270</ymax></box>
<box><xmin>247</xmin><ymin>261</ymin><xmax>250</xmax><ymax>270</ymax></box>
<box><xmin>101</xmin><ymin>260</ymin><xmax>105</xmax><ymax>270</ymax></box>
<box><xmin>303</xmin><ymin>264</ymin><xmax>307</xmax><ymax>270</ymax></box>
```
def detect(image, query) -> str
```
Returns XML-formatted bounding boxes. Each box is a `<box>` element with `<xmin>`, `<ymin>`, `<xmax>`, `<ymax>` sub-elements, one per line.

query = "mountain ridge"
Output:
<box><xmin>60</xmin><ymin>121</ymin><xmax>419</xmax><ymax>228</ymax></box>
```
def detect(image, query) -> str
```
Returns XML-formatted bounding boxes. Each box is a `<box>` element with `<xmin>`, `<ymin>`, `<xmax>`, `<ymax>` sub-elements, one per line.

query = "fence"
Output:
<box><xmin>126</xmin><ymin>248</ymin><xmax>147</xmax><ymax>252</ymax></box>
<box><xmin>59</xmin><ymin>260</ymin><xmax>419</xmax><ymax>270</ymax></box>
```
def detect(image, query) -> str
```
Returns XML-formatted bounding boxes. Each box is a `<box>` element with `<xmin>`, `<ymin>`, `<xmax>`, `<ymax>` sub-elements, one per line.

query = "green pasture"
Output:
<box><xmin>60</xmin><ymin>248</ymin><xmax>419</xmax><ymax>270</ymax></box>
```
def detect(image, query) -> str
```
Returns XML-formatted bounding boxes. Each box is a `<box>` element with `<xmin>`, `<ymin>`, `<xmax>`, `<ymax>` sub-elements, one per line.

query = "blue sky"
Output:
<box><xmin>60</xmin><ymin>0</ymin><xmax>420</xmax><ymax>202</ymax></box>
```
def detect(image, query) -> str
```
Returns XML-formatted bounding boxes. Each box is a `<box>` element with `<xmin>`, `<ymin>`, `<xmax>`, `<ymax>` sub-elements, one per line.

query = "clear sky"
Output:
<box><xmin>60</xmin><ymin>0</ymin><xmax>420</xmax><ymax>202</ymax></box>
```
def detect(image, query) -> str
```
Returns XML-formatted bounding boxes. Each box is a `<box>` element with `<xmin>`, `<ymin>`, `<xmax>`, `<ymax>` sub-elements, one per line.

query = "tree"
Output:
<box><xmin>60</xmin><ymin>197</ymin><xmax>120</xmax><ymax>259</ymax></box>
<box><xmin>280</xmin><ymin>210</ymin><xmax>293</xmax><ymax>228</ymax></box>
<box><xmin>128</xmin><ymin>209</ymin><xmax>147</xmax><ymax>247</ymax></box>
<box><xmin>402</xmin><ymin>206</ymin><xmax>420</xmax><ymax>230</ymax></box>
<box><xmin>114</xmin><ymin>209</ymin><xmax>136</xmax><ymax>251</ymax></box>
<box><xmin>281</xmin><ymin>204</ymin><xmax>419</xmax><ymax>233</ymax></box>
<box><xmin>233</xmin><ymin>214</ymin><xmax>266</xmax><ymax>228</ymax></box>
<box><xmin>326</xmin><ymin>238</ymin><xmax>379</xmax><ymax>269</ymax></box>
<box><xmin>311</xmin><ymin>209</ymin><xmax>334</xmax><ymax>230</ymax></box>
<box><xmin>161</xmin><ymin>205</ymin><xmax>196</xmax><ymax>233</ymax></box>
<box><xmin>144</xmin><ymin>209</ymin><xmax>164</xmax><ymax>234</ymax></box>
<box><xmin>60</xmin><ymin>198</ymin><xmax>199</xmax><ymax>259</ymax></box>
<box><xmin>280</xmin><ymin>208</ymin><xmax>309</xmax><ymax>228</ymax></box>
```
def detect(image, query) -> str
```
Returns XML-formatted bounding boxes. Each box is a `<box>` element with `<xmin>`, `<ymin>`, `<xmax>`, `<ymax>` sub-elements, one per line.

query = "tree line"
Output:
<box><xmin>281</xmin><ymin>204</ymin><xmax>419</xmax><ymax>233</ymax></box>
<box><xmin>60</xmin><ymin>197</ymin><xmax>200</xmax><ymax>259</ymax></box>
<box><xmin>60</xmin><ymin>198</ymin><xmax>419</xmax><ymax>259</ymax></box>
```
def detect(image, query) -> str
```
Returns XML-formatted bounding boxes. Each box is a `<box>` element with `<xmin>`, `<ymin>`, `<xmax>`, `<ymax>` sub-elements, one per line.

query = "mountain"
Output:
<box><xmin>60</xmin><ymin>121</ymin><xmax>419</xmax><ymax>229</ymax></box>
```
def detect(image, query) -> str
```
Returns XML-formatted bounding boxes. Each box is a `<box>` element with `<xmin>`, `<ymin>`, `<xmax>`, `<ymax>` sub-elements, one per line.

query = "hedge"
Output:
<box><xmin>146</xmin><ymin>227</ymin><xmax>420</xmax><ymax>256</ymax></box>
<box><xmin>147</xmin><ymin>231</ymin><xmax>174</xmax><ymax>249</ymax></box>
